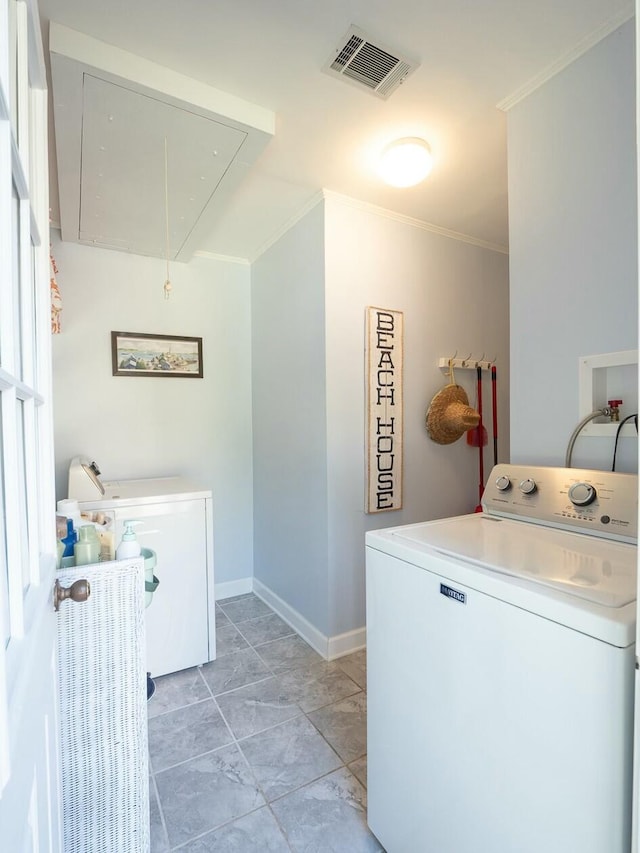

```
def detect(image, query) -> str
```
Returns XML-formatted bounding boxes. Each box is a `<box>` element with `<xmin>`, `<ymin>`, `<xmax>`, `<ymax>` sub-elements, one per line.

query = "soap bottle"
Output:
<box><xmin>74</xmin><ymin>525</ymin><xmax>101</xmax><ymax>566</ymax></box>
<box><xmin>116</xmin><ymin>520</ymin><xmax>142</xmax><ymax>560</ymax></box>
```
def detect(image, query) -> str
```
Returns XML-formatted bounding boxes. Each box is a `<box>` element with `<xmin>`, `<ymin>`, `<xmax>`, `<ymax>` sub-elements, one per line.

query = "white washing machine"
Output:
<box><xmin>366</xmin><ymin>463</ymin><xmax>637</xmax><ymax>853</ymax></box>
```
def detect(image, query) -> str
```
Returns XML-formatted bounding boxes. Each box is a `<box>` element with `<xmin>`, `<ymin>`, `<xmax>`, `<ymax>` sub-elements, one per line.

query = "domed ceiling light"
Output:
<box><xmin>378</xmin><ymin>137</ymin><xmax>433</xmax><ymax>188</ymax></box>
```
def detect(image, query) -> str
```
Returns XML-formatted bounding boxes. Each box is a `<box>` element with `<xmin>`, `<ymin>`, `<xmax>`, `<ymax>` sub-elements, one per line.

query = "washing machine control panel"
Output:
<box><xmin>482</xmin><ymin>464</ymin><xmax>637</xmax><ymax>543</ymax></box>
<box><xmin>568</xmin><ymin>482</ymin><xmax>597</xmax><ymax>507</ymax></box>
<box><xmin>519</xmin><ymin>478</ymin><xmax>537</xmax><ymax>495</ymax></box>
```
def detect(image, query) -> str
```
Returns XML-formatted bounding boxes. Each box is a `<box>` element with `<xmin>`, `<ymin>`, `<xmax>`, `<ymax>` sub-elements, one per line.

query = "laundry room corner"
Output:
<box><xmin>50</xmin><ymin>232</ymin><xmax>255</xmax><ymax>590</ymax></box>
<box><xmin>251</xmin><ymin>192</ymin><xmax>510</xmax><ymax>651</ymax></box>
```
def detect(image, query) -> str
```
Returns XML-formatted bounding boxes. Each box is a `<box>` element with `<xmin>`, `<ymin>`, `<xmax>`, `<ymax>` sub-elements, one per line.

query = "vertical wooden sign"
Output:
<box><xmin>366</xmin><ymin>307</ymin><xmax>403</xmax><ymax>513</ymax></box>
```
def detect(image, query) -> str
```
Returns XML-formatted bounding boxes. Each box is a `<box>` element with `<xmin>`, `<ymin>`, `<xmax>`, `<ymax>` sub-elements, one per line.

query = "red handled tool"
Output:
<box><xmin>475</xmin><ymin>365</ymin><xmax>484</xmax><ymax>512</ymax></box>
<box><xmin>491</xmin><ymin>365</ymin><xmax>498</xmax><ymax>467</ymax></box>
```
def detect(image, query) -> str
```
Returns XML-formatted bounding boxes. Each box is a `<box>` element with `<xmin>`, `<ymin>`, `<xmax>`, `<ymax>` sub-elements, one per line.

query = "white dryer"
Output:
<box><xmin>67</xmin><ymin>459</ymin><xmax>215</xmax><ymax>677</ymax></box>
<box><xmin>366</xmin><ymin>464</ymin><xmax>637</xmax><ymax>853</ymax></box>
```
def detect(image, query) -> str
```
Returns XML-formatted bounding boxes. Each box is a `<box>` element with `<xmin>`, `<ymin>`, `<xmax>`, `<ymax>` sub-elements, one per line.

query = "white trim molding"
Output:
<box><xmin>251</xmin><ymin>187</ymin><xmax>509</xmax><ymax>264</ymax></box>
<box><xmin>250</xmin><ymin>191</ymin><xmax>325</xmax><ymax>262</ymax></box>
<box><xmin>252</xmin><ymin>579</ymin><xmax>328</xmax><ymax>657</ymax></box>
<box><xmin>327</xmin><ymin>627</ymin><xmax>366</xmax><ymax>661</ymax></box>
<box><xmin>215</xmin><ymin>577</ymin><xmax>253</xmax><ymax>601</ymax></box>
<box><xmin>194</xmin><ymin>250</ymin><xmax>250</xmax><ymax>266</ymax></box>
<box><xmin>252</xmin><ymin>578</ymin><xmax>366</xmax><ymax>660</ymax></box>
<box><xmin>498</xmin><ymin>3</ymin><xmax>634</xmax><ymax>111</ymax></box>
<box><xmin>323</xmin><ymin>190</ymin><xmax>509</xmax><ymax>254</ymax></box>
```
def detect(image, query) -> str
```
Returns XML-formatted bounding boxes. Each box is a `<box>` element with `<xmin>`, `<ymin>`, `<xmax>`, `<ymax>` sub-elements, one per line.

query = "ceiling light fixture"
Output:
<box><xmin>378</xmin><ymin>137</ymin><xmax>433</xmax><ymax>188</ymax></box>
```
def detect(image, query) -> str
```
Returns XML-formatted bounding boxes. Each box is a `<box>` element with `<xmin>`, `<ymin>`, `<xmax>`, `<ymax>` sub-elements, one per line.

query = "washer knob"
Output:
<box><xmin>568</xmin><ymin>482</ymin><xmax>597</xmax><ymax>507</ymax></box>
<box><xmin>495</xmin><ymin>475</ymin><xmax>511</xmax><ymax>492</ymax></box>
<box><xmin>519</xmin><ymin>478</ymin><xmax>537</xmax><ymax>495</ymax></box>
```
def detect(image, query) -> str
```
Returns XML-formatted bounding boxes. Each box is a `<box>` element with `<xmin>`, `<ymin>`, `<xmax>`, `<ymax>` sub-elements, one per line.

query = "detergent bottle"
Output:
<box><xmin>74</xmin><ymin>524</ymin><xmax>101</xmax><ymax>566</ymax></box>
<box><xmin>61</xmin><ymin>518</ymin><xmax>78</xmax><ymax>558</ymax></box>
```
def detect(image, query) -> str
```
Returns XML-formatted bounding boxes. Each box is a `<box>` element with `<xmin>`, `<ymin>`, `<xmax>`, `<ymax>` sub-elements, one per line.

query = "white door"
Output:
<box><xmin>0</xmin><ymin>1</ymin><xmax>61</xmax><ymax>850</ymax></box>
<box><xmin>634</xmin><ymin>5</ymin><xmax>640</xmax><ymax>852</ymax></box>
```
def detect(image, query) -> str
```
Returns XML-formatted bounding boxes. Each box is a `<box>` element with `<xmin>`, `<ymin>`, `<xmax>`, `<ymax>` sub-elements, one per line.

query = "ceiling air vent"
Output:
<box><xmin>323</xmin><ymin>26</ymin><xmax>419</xmax><ymax>99</ymax></box>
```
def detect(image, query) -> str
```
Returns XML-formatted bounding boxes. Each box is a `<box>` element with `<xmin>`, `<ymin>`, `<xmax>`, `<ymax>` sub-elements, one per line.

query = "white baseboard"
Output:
<box><xmin>327</xmin><ymin>627</ymin><xmax>366</xmax><ymax>661</ymax></box>
<box><xmin>253</xmin><ymin>578</ymin><xmax>328</xmax><ymax>657</ymax></box>
<box><xmin>252</xmin><ymin>578</ymin><xmax>365</xmax><ymax>660</ymax></box>
<box><xmin>215</xmin><ymin>576</ymin><xmax>253</xmax><ymax>601</ymax></box>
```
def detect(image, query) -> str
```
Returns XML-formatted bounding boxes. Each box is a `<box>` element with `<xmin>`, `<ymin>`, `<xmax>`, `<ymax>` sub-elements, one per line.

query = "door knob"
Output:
<box><xmin>54</xmin><ymin>578</ymin><xmax>90</xmax><ymax>611</ymax></box>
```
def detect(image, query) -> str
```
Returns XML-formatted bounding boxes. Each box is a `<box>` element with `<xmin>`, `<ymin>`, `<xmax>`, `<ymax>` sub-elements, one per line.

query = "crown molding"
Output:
<box><xmin>193</xmin><ymin>250</ymin><xmax>250</xmax><ymax>266</ymax></box>
<box><xmin>497</xmin><ymin>3</ymin><xmax>634</xmax><ymax>111</ymax></box>
<box><xmin>250</xmin><ymin>190</ymin><xmax>325</xmax><ymax>262</ymax></box>
<box><xmin>322</xmin><ymin>190</ymin><xmax>509</xmax><ymax>254</ymax></box>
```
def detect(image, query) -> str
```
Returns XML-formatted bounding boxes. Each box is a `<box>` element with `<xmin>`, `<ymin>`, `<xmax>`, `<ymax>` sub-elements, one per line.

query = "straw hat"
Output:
<box><xmin>425</xmin><ymin>384</ymin><xmax>480</xmax><ymax>445</ymax></box>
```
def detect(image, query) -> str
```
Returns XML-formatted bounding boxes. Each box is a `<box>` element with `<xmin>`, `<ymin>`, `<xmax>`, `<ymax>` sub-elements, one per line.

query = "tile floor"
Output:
<box><xmin>148</xmin><ymin>593</ymin><xmax>382</xmax><ymax>852</ymax></box>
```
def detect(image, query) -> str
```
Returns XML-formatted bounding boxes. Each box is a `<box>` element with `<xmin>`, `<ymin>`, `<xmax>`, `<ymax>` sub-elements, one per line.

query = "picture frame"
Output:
<box><xmin>111</xmin><ymin>331</ymin><xmax>203</xmax><ymax>378</ymax></box>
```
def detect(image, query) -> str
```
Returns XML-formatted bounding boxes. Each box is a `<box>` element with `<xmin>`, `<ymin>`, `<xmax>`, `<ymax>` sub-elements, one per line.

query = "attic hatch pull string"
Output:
<box><xmin>164</xmin><ymin>137</ymin><xmax>172</xmax><ymax>300</ymax></box>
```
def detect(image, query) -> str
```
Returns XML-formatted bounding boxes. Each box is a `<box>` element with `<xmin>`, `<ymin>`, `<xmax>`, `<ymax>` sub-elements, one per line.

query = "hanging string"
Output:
<box><xmin>163</xmin><ymin>137</ymin><xmax>172</xmax><ymax>300</ymax></box>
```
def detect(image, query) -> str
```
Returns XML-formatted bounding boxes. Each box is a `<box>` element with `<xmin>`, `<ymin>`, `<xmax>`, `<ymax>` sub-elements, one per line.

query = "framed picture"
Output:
<box><xmin>111</xmin><ymin>331</ymin><xmax>203</xmax><ymax>378</ymax></box>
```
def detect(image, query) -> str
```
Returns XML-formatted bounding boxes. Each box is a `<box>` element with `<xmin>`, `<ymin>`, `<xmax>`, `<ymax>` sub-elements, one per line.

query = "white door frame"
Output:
<box><xmin>632</xmin><ymin>4</ymin><xmax>640</xmax><ymax>851</ymax></box>
<box><xmin>0</xmin><ymin>0</ymin><xmax>61</xmax><ymax>849</ymax></box>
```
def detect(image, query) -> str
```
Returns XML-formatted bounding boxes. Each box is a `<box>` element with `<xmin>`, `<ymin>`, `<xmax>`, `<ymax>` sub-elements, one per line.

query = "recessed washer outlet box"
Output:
<box><xmin>323</xmin><ymin>25</ymin><xmax>419</xmax><ymax>99</ymax></box>
<box><xmin>578</xmin><ymin>350</ymin><xmax>638</xmax><ymax>437</ymax></box>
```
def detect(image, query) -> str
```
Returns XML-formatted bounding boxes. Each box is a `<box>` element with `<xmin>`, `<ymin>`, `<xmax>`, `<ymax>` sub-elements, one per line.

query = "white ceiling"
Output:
<box><xmin>39</xmin><ymin>0</ymin><xmax>633</xmax><ymax>262</ymax></box>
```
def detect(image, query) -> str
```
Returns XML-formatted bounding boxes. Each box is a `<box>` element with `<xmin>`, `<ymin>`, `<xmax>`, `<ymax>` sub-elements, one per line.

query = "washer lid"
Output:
<box><xmin>77</xmin><ymin>476</ymin><xmax>212</xmax><ymax>509</ymax></box>
<box><xmin>392</xmin><ymin>514</ymin><xmax>636</xmax><ymax>608</ymax></box>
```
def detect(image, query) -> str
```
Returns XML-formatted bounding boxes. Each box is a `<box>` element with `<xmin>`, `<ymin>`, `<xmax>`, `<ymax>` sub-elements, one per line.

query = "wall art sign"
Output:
<box><xmin>111</xmin><ymin>331</ymin><xmax>203</xmax><ymax>377</ymax></box>
<box><xmin>366</xmin><ymin>307</ymin><xmax>403</xmax><ymax>513</ymax></box>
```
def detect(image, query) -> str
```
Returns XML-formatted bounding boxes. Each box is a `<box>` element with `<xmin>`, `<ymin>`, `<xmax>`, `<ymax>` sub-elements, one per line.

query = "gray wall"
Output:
<box><xmin>324</xmin><ymin>196</ymin><xmax>510</xmax><ymax>636</ymax></box>
<box><xmin>51</xmin><ymin>234</ymin><xmax>254</xmax><ymax>587</ymax></box>
<box><xmin>252</xmin><ymin>195</ymin><xmax>510</xmax><ymax>640</ymax></box>
<box><xmin>251</xmin><ymin>203</ymin><xmax>330</xmax><ymax>634</ymax></box>
<box><xmin>507</xmin><ymin>20</ymin><xmax>638</xmax><ymax>471</ymax></box>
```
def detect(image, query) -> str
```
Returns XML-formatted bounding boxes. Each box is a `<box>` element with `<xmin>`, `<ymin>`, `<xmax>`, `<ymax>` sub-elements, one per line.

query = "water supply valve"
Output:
<box><xmin>608</xmin><ymin>400</ymin><xmax>623</xmax><ymax>422</ymax></box>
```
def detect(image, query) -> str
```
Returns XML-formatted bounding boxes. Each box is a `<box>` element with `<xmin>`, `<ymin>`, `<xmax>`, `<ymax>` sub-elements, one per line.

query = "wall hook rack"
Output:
<box><xmin>438</xmin><ymin>356</ymin><xmax>494</xmax><ymax>372</ymax></box>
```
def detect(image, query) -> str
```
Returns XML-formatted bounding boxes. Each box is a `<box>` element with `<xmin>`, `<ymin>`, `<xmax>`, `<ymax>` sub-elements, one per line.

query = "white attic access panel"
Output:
<box><xmin>49</xmin><ymin>23</ymin><xmax>275</xmax><ymax>261</ymax></box>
